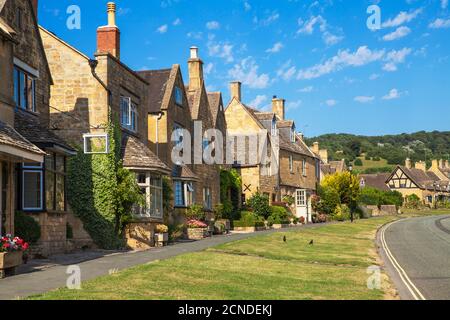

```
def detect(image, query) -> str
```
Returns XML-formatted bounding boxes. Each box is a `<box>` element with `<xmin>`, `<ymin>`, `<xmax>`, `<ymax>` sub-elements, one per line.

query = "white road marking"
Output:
<box><xmin>380</xmin><ymin>219</ymin><xmax>426</xmax><ymax>301</ymax></box>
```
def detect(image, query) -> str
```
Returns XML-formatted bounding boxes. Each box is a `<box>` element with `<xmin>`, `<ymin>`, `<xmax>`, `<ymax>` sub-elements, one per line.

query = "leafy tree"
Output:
<box><xmin>322</xmin><ymin>172</ymin><xmax>361</xmax><ymax>206</ymax></box>
<box><xmin>247</xmin><ymin>193</ymin><xmax>271</xmax><ymax>219</ymax></box>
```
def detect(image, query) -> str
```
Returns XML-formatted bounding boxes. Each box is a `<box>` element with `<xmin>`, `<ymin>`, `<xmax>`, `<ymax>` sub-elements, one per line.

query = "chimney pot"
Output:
<box><xmin>107</xmin><ymin>2</ymin><xmax>116</xmax><ymax>26</ymax></box>
<box><xmin>230</xmin><ymin>81</ymin><xmax>242</xmax><ymax>101</ymax></box>
<box><xmin>190</xmin><ymin>47</ymin><xmax>199</xmax><ymax>59</ymax></box>
<box><xmin>97</xmin><ymin>2</ymin><xmax>120</xmax><ymax>59</ymax></box>
<box><xmin>405</xmin><ymin>158</ymin><xmax>412</xmax><ymax>169</ymax></box>
<box><xmin>188</xmin><ymin>47</ymin><xmax>204</xmax><ymax>90</ymax></box>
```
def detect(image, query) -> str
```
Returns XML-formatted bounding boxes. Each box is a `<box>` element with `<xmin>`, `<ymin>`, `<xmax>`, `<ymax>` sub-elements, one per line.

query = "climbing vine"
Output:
<box><xmin>219</xmin><ymin>168</ymin><xmax>242</xmax><ymax>220</ymax></box>
<box><xmin>67</xmin><ymin>116</ymin><xmax>143</xmax><ymax>249</ymax></box>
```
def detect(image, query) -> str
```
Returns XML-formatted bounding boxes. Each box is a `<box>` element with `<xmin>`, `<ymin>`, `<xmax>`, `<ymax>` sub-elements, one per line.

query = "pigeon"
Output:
<box><xmin>309</xmin><ymin>240</ymin><xmax>314</xmax><ymax>245</ymax></box>
<box><xmin>283</xmin><ymin>236</ymin><xmax>287</xmax><ymax>243</ymax></box>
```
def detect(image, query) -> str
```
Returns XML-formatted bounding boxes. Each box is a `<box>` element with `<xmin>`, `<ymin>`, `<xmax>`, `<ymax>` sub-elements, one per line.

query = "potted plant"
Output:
<box><xmin>186</xmin><ymin>219</ymin><xmax>208</xmax><ymax>240</ymax></box>
<box><xmin>154</xmin><ymin>224</ymin><xmax>169</xmax><ymax>247</ymax></box>
<box><xmin>0</xmin><ymin>235</ymin><xmax>29</xmax><ymax>278</ymax></box>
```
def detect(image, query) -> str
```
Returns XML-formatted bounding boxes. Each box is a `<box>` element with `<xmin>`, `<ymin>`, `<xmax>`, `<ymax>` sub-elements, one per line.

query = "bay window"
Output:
<box><xmin>135</xmin><ymin>173</ymin><xmax>163</xmax><ymax>219</ymax></box>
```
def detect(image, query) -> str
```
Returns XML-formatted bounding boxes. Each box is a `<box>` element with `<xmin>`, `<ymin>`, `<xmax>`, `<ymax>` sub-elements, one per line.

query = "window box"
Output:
<box><xmin>0</xmin><ymin>251</ymin><xmax>23</xmax><ymax>279</ymax></box>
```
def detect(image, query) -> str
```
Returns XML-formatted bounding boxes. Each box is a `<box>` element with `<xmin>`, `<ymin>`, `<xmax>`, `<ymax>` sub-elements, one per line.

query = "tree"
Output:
<box><xmin>354</xmin><ymin>158</ymin><xmax>363</xmax><ymax>166</ymax></box>
<box><xmin>322</xmin><ymin>172</ymin><xmax>361</xmax><ymax>206</ymax></box>
<box><xmin>247</xmin><ymin>193</ymin><xmax>271</xmax><ymax>219</ymax></box>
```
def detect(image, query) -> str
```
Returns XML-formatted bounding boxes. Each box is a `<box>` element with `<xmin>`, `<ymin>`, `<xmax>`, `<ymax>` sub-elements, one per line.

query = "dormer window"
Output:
<box><xmin>175</xmin><ymin>86</ymin><xmax>183</xmax><ymax>106</ymax></box>
<box><xmin>271</xmin><ymin>118</ymin><xmax>277</xmax><ymax>136</ymax></box>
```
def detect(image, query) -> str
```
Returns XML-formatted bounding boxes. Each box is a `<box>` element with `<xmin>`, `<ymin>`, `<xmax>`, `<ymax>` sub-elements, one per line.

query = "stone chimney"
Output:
<box><xmin>312</xmin><ymin>142</ymin><xmax>320</xmax><ymax>155</ymax></box>
<box><xmin>272</xmin><ymin>96</ymin><xmax>285</xmax><ymax>120</ymax></box>
<box><xmin>188</xmin><ymin>47</ymin><xmax>204</xmax><ymax>91</ymax></box>
<box><xmin>432</xmin><ymin>159</ymin><xmax>439</xmax><ymax>169</ymax></box>
<box><xmin>405</xmin><ymin>158</ymin><xmax>412</xmax><ymax>169</ymax></box>
<box><xmin>319</xmin><ymin>149</ymin><xmax>329</xmax><ymax>164</ymax></box>
<box><xmin>31</xmin><ymin>0</ymin><xmax>38</xmax><ymax>18</ymax></box>
<box><xmin>439</xmin><ymin>159</ymin><xmax>445</xmax><ymax>168</ymax></box>
<box><xmin>97</xmin><ymin>2</ymin><xmax>121</xmax><ymax>59</ymax></box>
<box><xmin>415</xmin><ymin>161</ymin><xmax>426</xmax><ymax>172</ymax></box>
<box><xmin>230</xmin><ymin>81</ymin><xmax>242</xmax><ymax>101</ymax></box>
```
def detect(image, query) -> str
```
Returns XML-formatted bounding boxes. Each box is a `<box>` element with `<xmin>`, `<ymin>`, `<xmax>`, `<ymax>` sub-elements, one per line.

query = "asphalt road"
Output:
<box><xmin>378</xmin><ymin>215</ymin><xmax>450</xmax><ymax>300</ymax></box>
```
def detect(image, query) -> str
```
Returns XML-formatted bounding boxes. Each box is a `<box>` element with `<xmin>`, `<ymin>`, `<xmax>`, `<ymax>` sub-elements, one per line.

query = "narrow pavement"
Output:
<box><xmin>378</xmin><ymin>215</ymin><xmax>450</xmax><ymax>300</ymax></box>
<box><xmin>0</xmin><ymin>223</ymin><xmax>325</xmax><ymax>300</ymax></box>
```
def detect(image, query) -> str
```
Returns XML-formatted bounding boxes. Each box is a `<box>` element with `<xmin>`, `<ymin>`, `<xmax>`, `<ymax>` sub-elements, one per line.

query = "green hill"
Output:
<box><xmin>305</xmin><ymin>131</ymin><xmax>450</xmax><ymax>169</ymax></box>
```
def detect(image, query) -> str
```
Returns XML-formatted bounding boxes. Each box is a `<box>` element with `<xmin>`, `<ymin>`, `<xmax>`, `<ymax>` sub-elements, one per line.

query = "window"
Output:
<box><xmin>45</xmin><ymin>153</ymin><xmax>67</xmax><ymax>212</ymax></box>
<box><xmin>289</xmin><ymin>155</ymin><xmax>294</xmax><ymax>173</ymax></box>
<box><xmin>83</xmin><ymin>134</ymin><xmax>109</xmax><ymax>154</ymax></box>
<box><xmin>22</xmin><ymin>163</ymin><xmax>43</xmax><ymax>211</ymax></box>
<box><xmin>174</xmin><ymin>181</ymin><xmax>194</xmax><ymax>207</ymax></box>
<box><xmin>203</xmin><ymin>187</ymin><xmax>212</xmax><ymax>210</ymax></box>
<box><xmin>271</xmin><ymin>118</ymin><xmax>277</xmax><ymax>136</ymax></box>
<box><xmin>135</xmin><ymin>173</ymin><xmax>163</xmax><ymax>218</ymax></box>
<box><xmin>173</xmin><ymin>123</ymin><xmax>184</xmax><ymax>148</ymax></box>
<box><xmin>120</xmin><ymin>96</ymin><xmax>137</xmax><ymax>132</ymax></box>
<box><xmin>302</xmin><ymin>159</ymin><xmax>307</xmax><ymax>176</ymax></box>
<box><xmin>14</xmin><ymin>66</ymin><xmax>36</xmax><ymax>112</ymax></box>
<box><xmin>296</xmin><ymin>190</ymin><xmax>306</xmax><ymax>207</ymax></box>
<box><xmin>174</xmin><ymin>86</ymin><xmax>183</xmax><ymax>106</ymax></box>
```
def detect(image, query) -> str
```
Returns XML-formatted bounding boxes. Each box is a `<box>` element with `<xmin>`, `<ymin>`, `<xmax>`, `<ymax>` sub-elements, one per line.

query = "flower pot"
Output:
<box><xmin>0</xmin><ymin>251</ymin><xmax>23</xmax><ymax>279</ymax></box>
<box><xmin>187</xmin><ymin>227</ymin><xmax>208</xmax><ymax>240</ymax></box>
<box><xmin>154</xmin><ymin>233</ymin><xmax>169</xmax><ymax>247</ymax></box>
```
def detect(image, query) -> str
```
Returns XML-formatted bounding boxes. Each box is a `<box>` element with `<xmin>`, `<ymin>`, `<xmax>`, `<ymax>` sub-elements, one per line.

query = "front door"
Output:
<box><xmin>295</xmin><ymin>189</ymin><xmax>308</xmax><ymax>222</ymax></box>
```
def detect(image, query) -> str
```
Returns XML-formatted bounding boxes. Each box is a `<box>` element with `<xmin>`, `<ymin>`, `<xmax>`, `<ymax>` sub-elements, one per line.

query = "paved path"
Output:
<box><xmin>378</xmin><ymin>215</ymin><xmax>450</xmax><ymax>300</ymax></box>
<box><xmin>0</xmin><ymin>224</ymin><xmax>324</xmax><ymax>300</ymax></box>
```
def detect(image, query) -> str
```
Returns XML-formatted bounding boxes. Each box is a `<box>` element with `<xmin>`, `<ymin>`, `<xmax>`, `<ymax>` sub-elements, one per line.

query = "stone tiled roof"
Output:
<box><xmin>121</xmin><ymin>134</ymin><xmax>170</xmax><ymax>173</ymax></box>
<box><xmin>278</xmin><ymin>130</ymin><xmax>315</xmax><ymax>157</ymax></box>
<box><xmin>138</xmin><ymin>69</ymin><xmax>171</xmax><ymax>113</ymax></box>
<box><xmin>360</xmin><ymin>173</ymin><xmax>390</xmax><ymax>191</ymax></box>
<box><xmin>254</xmin><ymin>112</ymin><xmax>275</xmax><ymax>121</ymax></box>
<box><xmin>277</xmin><ymin>120</ymin><xmax>294</xmax><ymax>128</ymax></box>
<box><xmin>14</xmin><ymin>109</ymin><xmax>74</xmax><ymax>152</ymax></box>
<box><xmin>0</xmin><ymin>120</ymin><xmax>45</xmax><ymax>156</ymax></box>
<box><xmin>172</xmin><ymin>165</ymin><xmax>199</xmax><ymax>181</ymax></box>
<box><xmin>321</xmin><ymin>160</ymin><xmax>347</xmax><ymax>175</ymax></box>
<box><xmin>397</xmin><ymin>166</ymin><xmax>450</xmax><ymax>192</ymax></box>
<box><xmin>207</xmin><ymin>92</ymin><xmax>222</xmax><ymax>125</ymax></box>
<box><xmin>187</xmin><ymin>88</ymin><xmax>202</xmax><ymax>120</ymax></box>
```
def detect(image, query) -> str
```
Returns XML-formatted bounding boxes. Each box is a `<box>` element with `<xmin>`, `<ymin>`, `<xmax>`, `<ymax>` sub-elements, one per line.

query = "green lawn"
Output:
<box><xmin>354</xmin><ymin>156</ymin><xmax>391</xmax><ymax>171</ymax></box>
<box><xmin>31</xmin><ymin>217</ymin><xmax>399</xmax><ymax>300</ymax></box>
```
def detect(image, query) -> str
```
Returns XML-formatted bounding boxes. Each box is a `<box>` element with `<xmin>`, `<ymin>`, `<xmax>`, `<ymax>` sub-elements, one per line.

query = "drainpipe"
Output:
<box><xmin>89</xmin><ymin>59</ymin><xmax>112</xmax><ymax>124</ymax></box>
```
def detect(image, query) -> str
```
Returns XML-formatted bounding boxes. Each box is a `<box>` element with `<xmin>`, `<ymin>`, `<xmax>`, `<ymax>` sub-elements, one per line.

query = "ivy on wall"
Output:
<box><xmin>67</xmin><ymin>117</ymin><xmax>143</xmax><ymax>249</ymax></box>
<box><xmin>219</xmin><ymin>168</ymin><xmax>242</xmax><ymax>220</ymax></box>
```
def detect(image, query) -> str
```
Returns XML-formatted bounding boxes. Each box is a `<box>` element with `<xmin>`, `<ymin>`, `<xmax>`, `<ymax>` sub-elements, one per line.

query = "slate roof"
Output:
<box><xmin>172</xmin><ymin>165</ymin><xmax>199</xmax><ymax>181</ymax></box>
<box><xmin>121</xmin><ymin>134</ymin><xmax>170</xmax><ymax>173</ymax></box>
<box><xmin>138</xmin><ymin>69</ymin><xmax>172</xmax><ymax>113</ymax></box>
<box><xmin>0</xmin><ymin>120</ymin><xmax>45</xmax><ymax>156</ymax></box>
<box><xmin>14</xmin><ymin>109</ymin><xmax>74</xmax><ymax>153</ymax></box>
<box><xmin>360</xmin><ymin>173</ymin><xmax>390</xmax><ymax>191</ymax></box>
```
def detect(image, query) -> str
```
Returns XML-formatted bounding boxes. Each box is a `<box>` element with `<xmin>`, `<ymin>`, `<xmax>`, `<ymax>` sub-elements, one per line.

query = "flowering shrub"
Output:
<box><xmin>155</xmin><ymin>224</ymin><xmax>168</xmax><ymax>233</ymax></box>
<box><xmin>1</xmin><ymin>235</ymin><xmax>29</xmax><ymax>253</ymax></box>
<box><xmin>186</xmin><ymin>219</ymin><xmax>208</xmax><ymax>229</ymax></box>
<box><xmin>299</xmin><ymin>216</ymin><xmax>306</xmax><ymax>224</ymax></box>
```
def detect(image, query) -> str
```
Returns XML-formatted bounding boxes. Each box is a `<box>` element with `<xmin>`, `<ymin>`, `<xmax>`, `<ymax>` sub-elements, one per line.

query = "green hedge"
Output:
<box><xmin>14</xmin><ymin>211</ymin><xmax>41</xmax><ymax>244</ymax></box>
<box><xmin>233</xmin><ymin>211</ymin><xmax>264</xmax><ymax>228</ymax></box>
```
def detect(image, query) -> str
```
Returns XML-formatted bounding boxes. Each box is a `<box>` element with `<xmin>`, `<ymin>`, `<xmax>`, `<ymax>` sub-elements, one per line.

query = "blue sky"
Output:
<box><xmin>38</xmin><ymin>0</ymin><xmax>450</xmax><ymax>137</ymax></box>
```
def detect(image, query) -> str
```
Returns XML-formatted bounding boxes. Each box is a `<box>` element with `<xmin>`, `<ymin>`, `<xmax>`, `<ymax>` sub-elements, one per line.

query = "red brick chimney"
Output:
<box><xmin>97</xmin><ymin>2</ymin><xmax>120</xmax><ymax>59</ymax></box>
<box><xmin>31</xmin><ymin>0</ymin><xmax>38</xmax><ymax>18</ymax></box>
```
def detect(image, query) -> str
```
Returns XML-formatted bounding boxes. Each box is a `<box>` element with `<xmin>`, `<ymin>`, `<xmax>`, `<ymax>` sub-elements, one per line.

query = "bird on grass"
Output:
<box><xmin>283</xmin><ymin>236</ymin><xmax>287</xmax><ymax>243</ymax></box>
<box><xmin>309</xmin><ymin>240</ymin><xmax>314</xmax><ymax>246</ymax></box>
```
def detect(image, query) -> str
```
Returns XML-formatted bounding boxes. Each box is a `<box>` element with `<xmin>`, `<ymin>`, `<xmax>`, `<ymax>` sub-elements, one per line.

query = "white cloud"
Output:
<box><xmin>383</xmin><ymin>26</ymin><xmax>411</xmax><ymax>41</ymax></box>
<box><xmin>442</xmin><ymin>0</ymin><xmax>448</xmax><ymax>9</ymax></box>
<box><xmin>323</xmin><ymin>31</ymin><xmax>344</xmax><ymax>46</ymax></box>
<box><xmin>276</xmin><ymin>60</ymin><xmax>297</xmax><ymax>81</ymax></box>
<box><xmin>204</xmin><ymin>63</ymin><xmax>214</xmax><ymax>75</ymax></box>
<box><xmin>244</xmin><ymin>1</ymin><xmax>251</xmax><ymax>11</ymax></box>
<box><xmin>206</xmin><ymin>21</ymin><xmax>220</xmax><ymax>30</ymax></box>
<box><xmin>429</xmin><ymin>18</ymin><xmax>450</xmax><ymax>29</ymax></box>
<box><xmin>299</xmin><ymin>86</ymin><xmax>314</xmax><ymax>93</ymax></box>
<box><xmin>382</xmin><ymin>8</ymin><xmax>422</xmax><ymax>28</ymax></box>
<box><xmin>260</xmin><ymin>12</ymin><xmax>280</xmax><ymax>26</ymax></box>
<box><xmin>369</xmin><ymin>73</ymin><xmax>380</xmax><ymax>80</ymax></box>
<box><xmin>286</xmin><ymin>100</ymin><xmax>302</xmax><ymax>111</ymax></box>
<box><xmin>208</xmin><ymin>42</ymin><xmax>234</xmax><ymax>63</ymax></box>
<box><xmin>266</xmin><ymin>42</ymin><xmax>284</xmax><ymax>53</ymax></box>
<box><xmin>383</xmin><ymin>47</ymin><xmax>411</xmax><ymax>72</ymax></box>
<box><xmin>354</xmin><ymin>96</ymin><xmax>375</xmax><ymax>103</ymax></box>
<box><xmin>187</xmin><ymin>31</ymin><xmax>203</xmax><ymax>39</ymax></box>
<box><xmin>228</xmin><ymin>57</ymin><xmax>270</xmax><ymax>89</ymax></box>
<box><xmin>297</xmin><ymin>15</ymin><xmax>327</xmax><ymax>34</ymax></box>
<box><xmin>297</xmin><ymin>46</ymin><xmax>385</xmax><ymax>80</ymax></box>
<box><xmin>249</xmin><ymin>95</ymin><xmax>268</xmax><ymax>109</ymax></box>
<box><xmin>173</xmin><ymin>18</ymin><xmax>181</xmax><ymax>26</ymax></box>
<box><xmin>325</xmin><ymin>99</ymin><xmax>337</xmax><ymax>106</ymax></box>
<box><xmin>156</xmin><ymin>24</ymin><xmax>168</xmax><ymax>34</ymax></box>
<box><xmin>382</xmin><ymin>89</ymin><xmax>402</xmax><ymax>100</ymax></box>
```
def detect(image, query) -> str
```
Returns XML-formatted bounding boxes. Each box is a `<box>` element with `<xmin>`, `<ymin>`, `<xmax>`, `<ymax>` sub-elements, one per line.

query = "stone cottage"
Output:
<box><xmin>39</xmin><ymin>2</ymin><xmax>170</xmax><ymax>250</ymax></box>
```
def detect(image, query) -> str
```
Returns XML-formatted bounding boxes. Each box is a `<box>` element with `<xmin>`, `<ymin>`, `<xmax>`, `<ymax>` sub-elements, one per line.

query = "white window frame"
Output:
<box><xmin>22</xmin><ymin>169</ymin><xmax>43</xmax><ymax>211</ymax></box>
<box><xmin>83</xmin><ymin>133</ymin><xmax>109</xmax><ymax>154</ymax></box>
<box><xmin>120</xmin><ymin>96</ymin><xmax>138</xmax><ymax>132</ymax></box>
<box><xmin>296</xmin><ymin>189</ymin><xmax>306</xmax><ymax>207</ymax></box>
<box><xmin>291</xmin><ymin>126</ymin><xmax>296</xmax><ymax>143</ymax></box>
<box><xmin>271</xmin><ymin>118</ymin><xmax>277</xmax><ymax>136</ymax></box>
<box><xmin>136</xmin><ymin>173</ymin><xmax>163</xmax><ymax>219</ymax></box>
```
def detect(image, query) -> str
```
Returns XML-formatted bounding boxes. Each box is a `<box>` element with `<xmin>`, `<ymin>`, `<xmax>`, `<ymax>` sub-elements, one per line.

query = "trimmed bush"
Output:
<box><xmin>354</xmin><ymin>159</ymin><xmax>363</xmax><ymax>166</ymax></box>
<box><xmin>247</xmin><ymin>193</ymin><xmax>271</xmax><ymax>219</ymax></box>
<box><xmin>14</xmin><ymin>211</ymin><xmax>41</xmax><ymax>244</ymax></box>
<box><xmin>233</xmin><ymin>211</ymin><xmax>264</xmax><ymax>228</ymax></box>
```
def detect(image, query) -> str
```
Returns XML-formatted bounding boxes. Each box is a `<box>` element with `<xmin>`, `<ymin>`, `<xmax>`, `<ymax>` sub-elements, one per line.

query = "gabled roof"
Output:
<box><xmin>254</xmin><ymin>112</ymin><xmax>275</xmax><ymax>121</ymax></box>
<box><xmin>207</xmin><ymin>92</ymin><xmax>223</xmax><ymax>125</ymax></box>
<box><xmin>172</xmin><ymin>165</ymin><xmax>199</xmax><ymax>181</ymax></box>
<box><xmin>390</xmin><ymin>165</ymin><xmax>450</xmax><ymax>191</ymax></box>
<box><xmin>360</xmin><ymin>174</ymin><xmax>390</xmax><ymax>191</ymax></box>
<box><xmin>279</xmin><ymin>130</ymin><xmax>315</xmax><ymax>157</ymax></box>
<box><xmin>0</xmin><ymin>120</ymin><xmax>45</xmax><ymax>156</ymax></box>
<box><xmin>137</xmin><ymin>68</ymin><xmax>172</xmax><ymax>114</ymax></box>
<box><xmin>121</xmin><ymin>134</ymin><xmax>170</xmax><ymax>174</ymax></box>
<box><xmin>277</xmin><ymin>120</ymin><xmax>295</xmax><ymax>128</ymax></box>
<box><xmin>187</xmin><ymin>87</ymin><xmax>203</xmax><ymax>120</ymax></box>
<box><xmin>14</xmin><ymin>109</ymin><xmax>75</xmax><ymax>154</ymax></box>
